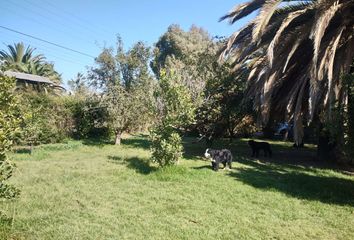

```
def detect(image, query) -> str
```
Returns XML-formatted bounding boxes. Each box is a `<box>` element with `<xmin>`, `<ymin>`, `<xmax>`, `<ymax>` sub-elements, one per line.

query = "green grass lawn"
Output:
<box><xmin>1</xmin><ymin>136</ymin><xmax>353</xmax><ymax>240</ymax></box>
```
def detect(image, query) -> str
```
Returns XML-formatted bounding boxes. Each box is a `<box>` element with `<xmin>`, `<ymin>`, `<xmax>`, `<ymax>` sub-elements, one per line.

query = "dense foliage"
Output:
<box><xmin>150</xmin><ymin>70</ymin><xmax>195</xmax><ymax>166</ymax></box>
<box><xmin>19</xmin><ymin>94</ymin><xmax>73</xmax><ymax>145</ymax></box>
<box><xmin>0</xmin><ymin>75</ymin><xmax>21</xmax><ymax>199</ymax></box>
<box><xmin>194</xmin><ymin>42</ymin><xmax>256</xmax><ymax>144</ymax></box>
<box><xmin>88</xmin><ymin>38</ymin><xmax>155</xmax><ymax>144</ymax></box>
<box><xmin>152</xmin><ymin>25</ymin><xmax>215</xmax><ymax>106</ymax></box>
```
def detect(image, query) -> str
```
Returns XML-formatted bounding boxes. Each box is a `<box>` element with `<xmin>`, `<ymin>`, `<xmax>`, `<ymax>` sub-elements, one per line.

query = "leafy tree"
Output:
<box><xmin>118</xmin><ymin>41</ymin><xmax>153</xmax><ymax>90</ymax></box>
<box><xmin>68</xmin><ymin>72</ymin><xmax>90</xmax><ymax>96</ymax></box>
<box><xmin>87</xmin><ymin>37</ymin><xmax>155</xmax><ymax>144</ymax></box>
<box><xmin>0</xmin><ymin>74</ymin><xmax>21</xmax><ymax>200</ymax></box>
<box><xmin>87</xmin><ymin>46</ymin><xmax>120</xmax><ymax>91</ymax></box>
<box><xmin>195</xmin><ymin>43</ymin><xmax>253</xmax><ymax>144</ymax></box>
<box><xmin>342</xmin><ymin>73</ymin><xmax>354</xmax><ymax>163</ymax></box>
<box><xmin>221</xmin><ymin>0</ymin><xmax>354</xmax><ymax>160</ymax></box>
<box><xmin>152</xmin><ymin>25</ymin><xmax>215</xmax><ymax>105</ymax></box>
<box><xmin>100</xmin><ymin>85</ymin><xmax>146</xmax><ymax>145</ymax></box>
<box><xmin>150</xmin><ymin>70</ymin><xmax>195</xmax><ymax>166</ymax></box>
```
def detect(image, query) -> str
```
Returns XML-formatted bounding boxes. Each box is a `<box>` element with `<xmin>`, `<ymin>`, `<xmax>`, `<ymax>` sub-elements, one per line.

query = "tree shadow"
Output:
<box><xmin>227</xmin><ymin>158</ymin><xmax>354</xmax><ymax>206</ymax></box>
<box><xmin>0</xmin><ymin>212</ymin><xmax>12</xmax><ymax>228</ymax></box>
<box><xmin>107</xmin><ymin>156</ymin><xmax>156</xmax><ymax>175</ymax></box>
<box><xmin>193</xmin><ymin>165</ymin><xmax>213</xmax><ymax>170</ymax></box>
<box><xmin>122</xmin><ymin>137</ymin><xmax>150</xmax><ymax>150</ymax></box>
<box><xmin>82</xmin><ymin>138</ymin><xmax>112</xmax><ymax>148</ymax></box>
<box><xmin>183</xmin><ymin>137</ymin><xmax>348</xmax><ymax>173</ymax></box>
<box><xmin>12</xmin><ymin>148</ymin><xmax>31</xmax><ymax>154</ymax></box>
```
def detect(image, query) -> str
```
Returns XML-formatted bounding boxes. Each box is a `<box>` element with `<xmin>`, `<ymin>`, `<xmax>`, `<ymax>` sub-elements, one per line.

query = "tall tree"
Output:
<box><xmin>87</xmin><ymin>37</ymin><xmax>155</xmax><ymax>144</ymax></box>
<box><xmin>152</xmin><ymin>25</ymin><xmax>216</xmax><ymax>105</ymax></box>
<box><xmin>221</xmin><ymin>0</ymin><xmax>354</xmax><ymax>159</ymax></box>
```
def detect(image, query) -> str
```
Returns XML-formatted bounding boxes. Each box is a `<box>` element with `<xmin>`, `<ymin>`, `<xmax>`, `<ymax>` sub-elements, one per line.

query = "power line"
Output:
<box><xmin>40</xmin><ymin>0</ymin><xmax>113</xmax><ymax>36</ymax></box>
<box><xmin>0</xmin><ymin>28</ymin><xmax>86</xmax><ymax>63</ymax></box>
<box><xmin>21</xmin><ymin>0</ymin><xmax>109</xmax><ymax>39</ymax></box>
<box><xmin>11</xmin><ymin>0</ymin><xmax>102</xmax><ymax>43</ymax></box>
<box><xmin>0</xmin><ymin>25</ymin><xmax>96</xmax><ymax>59</ymax></box>
<box><xmin>4</xmin><ymin>0</ymin><xmax>98</xmax><ymax>46</ymax></box>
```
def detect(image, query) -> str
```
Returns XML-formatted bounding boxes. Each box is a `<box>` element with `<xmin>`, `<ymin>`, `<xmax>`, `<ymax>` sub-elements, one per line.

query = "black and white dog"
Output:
<box><xmin>204</xmin><ymin>148</ymin><xmax>233</xmax><ymax>171</ymax></box>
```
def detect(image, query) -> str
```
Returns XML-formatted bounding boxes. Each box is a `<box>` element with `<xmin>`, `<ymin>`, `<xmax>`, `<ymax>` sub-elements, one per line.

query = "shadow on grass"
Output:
<box><xmin>82</xmin><ymin>138</ymin><xmax>112</xmax><ymax>148</ymax></box>
<box><xmin>108</xmin><ymin>156</ymin><xmax>157</xmax><ymax>175</ymax></box>
<box><xmin>186</xmin><ymin>138</ymin><xmax>354</xmax><ymax>206</ymax></box>
<box><xmin>182</xmin><ymin>137</ymin><xmax>344</xmax><ymax>172</ymax></box>
<box><xmin>193</xmin><ymin>165</ymin><xmax>213</xmax><ymax>170</ymax></box>
<box><xmin>82</xmin><ymin>136</ymin><xmax>150</xmax><ymax>150</ymax></box>
<box><xmin>122</xmin><ymin>137</ymin><xmax>150</xmax><ymax>150</ymax></box>
<box><xmin>228</xmin><ymin>157</ymin><xmax>354</xmax><ymax>206</ymax></box>
<box><xmin>12</xmin><ymin>147</ymin><xmax>31</xmax><ymax>154</ymax></box>
<box><xmin>0</xmin><ymin>212</ymin><xmax>12</xmax><ymax>230</ymax></box>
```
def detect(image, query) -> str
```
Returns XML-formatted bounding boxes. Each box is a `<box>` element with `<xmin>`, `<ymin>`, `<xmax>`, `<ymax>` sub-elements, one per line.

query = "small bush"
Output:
<box><xmin>150</xmin><ymin>125</ymin><xmax>183</xmax><ymax>167</ymax></box>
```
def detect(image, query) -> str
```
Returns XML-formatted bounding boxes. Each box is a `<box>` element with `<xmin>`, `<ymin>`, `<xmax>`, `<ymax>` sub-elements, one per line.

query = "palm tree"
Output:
<box><xmin>0</xmin><ymin>42</ymin><xmax>44</xmax><ymax>71</ymax></box>
<box><xmin>0</xmin><ymin>42</ymin><xmax>61</xmax><ymax>84</ymax></box>
<box><xmin>220</xmin><ymin>0</ymin><xmax>354</xmax><ymax>151</ymax></box>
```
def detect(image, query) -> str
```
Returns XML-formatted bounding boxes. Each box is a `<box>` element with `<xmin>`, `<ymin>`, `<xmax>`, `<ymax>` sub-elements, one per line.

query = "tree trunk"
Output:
<box><xmin>347</xmin><ymin>74</ymin><xmax>354</xmax><ymax>164</ymax></box>
<box><xmin>115</xmin><ymin>131</ymin><xmax>122</xmax><ymax>145</ymax></box>
<box><xmin>317</xmin><ymin>130</ymin><xmax>336</xmax><ymax>161</ymax></box>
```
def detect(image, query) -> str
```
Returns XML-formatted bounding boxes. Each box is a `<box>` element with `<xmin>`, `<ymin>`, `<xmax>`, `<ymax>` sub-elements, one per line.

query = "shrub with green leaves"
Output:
<box><xmin>65</xmin><ymin>96</ymin><xmax>110</xmax><ymax>139</ymax></box>
<box><xmin>150</xmin><ymin>125</ymin><xmax>183</xmax><ymax>166</ymax></box>
<box><xmin>0</xmin><ymin>74</ymin><xmax>21</xmax><ymax>199</ymax></box>
<box><xmin>19</xmin><ymin>94</ymin><xmax>77</xmax><ymax>145</ymax></box>
<box><xmin>150</xmin><ymin>70</ymin><xmax>195</xmax><ymax>167</ymax></box>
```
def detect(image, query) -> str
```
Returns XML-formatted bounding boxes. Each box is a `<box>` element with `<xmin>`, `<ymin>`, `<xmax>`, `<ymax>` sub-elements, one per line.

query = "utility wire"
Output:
<box><xmin>0</xmin><ymin>25</ymin><xmax>95</xmax><ymax>59</ymax></box>
<box><xmin>22</xmin><ymin>0</ymin><xmax>108</xmax><ymax>39</ymax></box>
<box><xmin>40</xmin><ymin>0</ymin><xmax>113</xmax><ymax>36</ymax></box>
<box><xmin>0</xmin><ymin>28</ymin><xmax>87</xmax><ymax>64</ymax></box>
<box><xmin>4</xmin><ymin>0</ymin><xmax>97</xmax><ymax>46</ymax></box>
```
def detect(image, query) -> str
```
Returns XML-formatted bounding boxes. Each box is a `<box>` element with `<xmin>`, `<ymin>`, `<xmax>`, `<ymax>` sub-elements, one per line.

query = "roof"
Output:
<box><xmin>4</xmin><ymin>70</ymin><xmax>54</xmax><ymax>84</ymax></box>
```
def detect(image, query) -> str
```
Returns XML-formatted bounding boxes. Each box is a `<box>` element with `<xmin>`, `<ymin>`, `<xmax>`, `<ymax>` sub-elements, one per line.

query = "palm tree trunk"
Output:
<box><xmin>346</xmin><ymin>73</ymin><xmax>354</xmax><ymax>164</ymax></box>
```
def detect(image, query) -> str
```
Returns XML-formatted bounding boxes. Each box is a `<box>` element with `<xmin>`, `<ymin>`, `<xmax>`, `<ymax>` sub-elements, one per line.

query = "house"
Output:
<box><xmin>4</xmin><ymin>70</ymin><xmax>65</xmax><ymax>93</ymax></box>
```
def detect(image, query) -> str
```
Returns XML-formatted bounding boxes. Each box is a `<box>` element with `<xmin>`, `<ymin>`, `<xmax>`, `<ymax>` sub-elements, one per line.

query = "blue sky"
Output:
<box><xmin>1</xmin><ymin>0</ymin><xmax>248</xmax><ymax>86</ymax></box>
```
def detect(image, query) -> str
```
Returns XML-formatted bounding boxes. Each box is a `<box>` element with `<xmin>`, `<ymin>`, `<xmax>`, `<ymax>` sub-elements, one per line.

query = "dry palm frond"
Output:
<box><xmin>268</xmin><ymin>8</ymin><xmax>312</xmax><ymax>67</ymax></box>
<box><xmin>310</xmin><ymin>1</ymin><xmax>343</xmax><ymax>77</ymax></box>
<box><xmin>252</xmin><ymin>0</ymin><xmax>283</xmax><ymax>42</ymax></box>
<box><xmin>219</xmin><ymin>0</ymin><xmax>266</xmax><ymax>24</ymax></box>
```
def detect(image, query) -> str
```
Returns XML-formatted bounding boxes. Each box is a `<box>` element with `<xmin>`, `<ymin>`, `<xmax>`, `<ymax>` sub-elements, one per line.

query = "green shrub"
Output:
<box><xmin>150</xmin><ymin>125</ymin><xmax>183</xmax><ymax>166</ymax></box>
<box><xmin>0</xmin><ymin>74</ymin><xmax>20</xmax><ymax>199</ymax></box>
<box><xmin>66</xmin><ymin>96</ymin><xmax>110</xmax><ymax>139</ymax></box>
<box><xmin>19</xmin><ymin>93</ymin><xmax>73</xmax><ymax>144</ymax></box>
<box><xmin>16</xmin><ymin>92</ymin><xmax>110</xmax><ymax>146</ymax></box>
<box><xmin>149</xmin><ymin>70</ymin><xmax>195</xmax><ymax>167</ymax></box>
